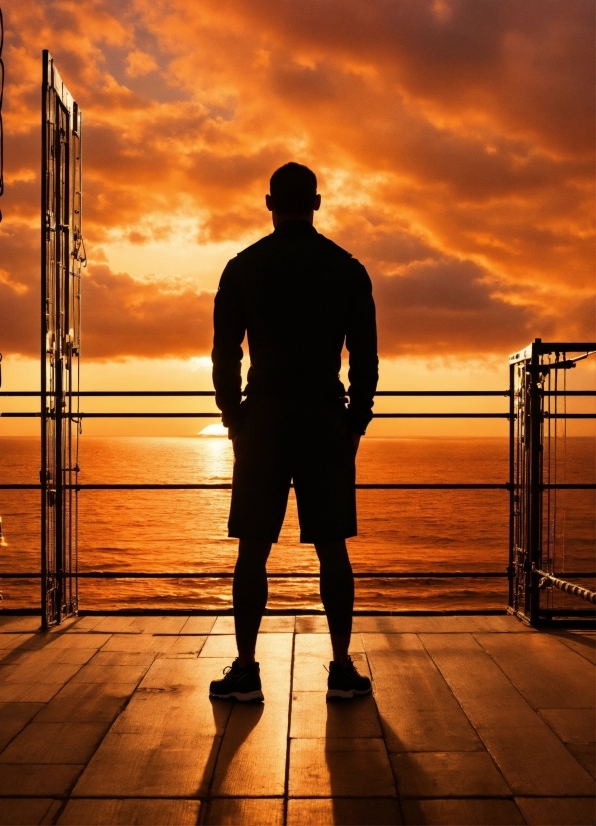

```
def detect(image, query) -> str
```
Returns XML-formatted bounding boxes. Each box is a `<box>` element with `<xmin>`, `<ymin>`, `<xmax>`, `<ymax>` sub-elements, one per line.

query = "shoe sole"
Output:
<box><xmin>326</xmin><ymin>686</ymin><xmax>372</xmax><ymax>700</ymax></box>
<box><xmin>209</xmin><ymin>690</ymin><xmax>264</xmax><ymax>702</ymax></box>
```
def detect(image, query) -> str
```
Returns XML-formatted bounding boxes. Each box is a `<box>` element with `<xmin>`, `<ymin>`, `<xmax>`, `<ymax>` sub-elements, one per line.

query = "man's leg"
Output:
<box><xmin>233</xmin><ymin>539</ymin><xmax>272</xmax><ymax>667</ymax></box>
<box><xmin>314</xmin><ymin>539</ymin><xmax>354</xmax><ymax>666</ymax></box>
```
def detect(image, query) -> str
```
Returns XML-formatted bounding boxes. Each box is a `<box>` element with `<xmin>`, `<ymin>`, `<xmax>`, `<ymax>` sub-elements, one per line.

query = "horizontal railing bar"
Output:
<box><xmin>541</xmin><ymin>391</ymin><xmax>596</xmax><ymax>396</ymax></box>
<box><xmin>0</xmin><ymin>608</ymin><xmax>512</xmax><ymax>617</ymax></box>
<box><xmin>1</xmin><ymin>412</ymin><xmax>513</xmax><ymax>419</ymax></box>
<box><xmin>373</xmin><ymin>413</ymin><xmax>510</xmax><ymax>418</ymax></box>
<box><xmin>1</xmin><ymin>571</ymin><xmax>593</xmax><ymax>580</ymax></box>
<box><xmin>0</xmin><ymin>571</ymin><xmax>508</xmax><ymax>579</ymax></box>
<box><xmin>0</xmin><ymin>483</ymin><xmax>511</xmax><ymax>490</ymax></box>
<box><xmin>3</xmin><ymin>482</ymin><xmax>593</xmax><ymax>491</ymax></box>
<box><xmin>543</xmin><ymin>413</ymin><xmax>596</xmax><ymax>419</ymax></box>
<box><xmin>0</xmin><ymin>390</ymin><xmax>512</xmax><ymax>397</ymax></box>
<box><xmin>542</xmin><ymin>483</ymin><xmax>596</xmax><ymax>489</ymax></box>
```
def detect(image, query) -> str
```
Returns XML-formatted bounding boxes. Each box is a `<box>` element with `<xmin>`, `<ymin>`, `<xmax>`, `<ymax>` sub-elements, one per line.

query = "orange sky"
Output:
<box><xmin>0</xmin><ymin>0</ymin><xmax>594</xmax><ymax>435</ymax></box>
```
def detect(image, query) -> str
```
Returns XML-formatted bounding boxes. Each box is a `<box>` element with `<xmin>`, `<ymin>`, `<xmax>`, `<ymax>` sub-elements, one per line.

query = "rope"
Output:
<box><xmin>536</xmin><ymin>570</ymin><xmax>596</xmax><ymax>605</ymax></box>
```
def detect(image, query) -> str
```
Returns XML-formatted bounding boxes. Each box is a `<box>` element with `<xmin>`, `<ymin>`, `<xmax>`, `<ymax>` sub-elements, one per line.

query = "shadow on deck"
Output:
<box><xmin>0</xmin><ymin>614</ymin><xmax>594</xmax><ymax>825</ymax></box>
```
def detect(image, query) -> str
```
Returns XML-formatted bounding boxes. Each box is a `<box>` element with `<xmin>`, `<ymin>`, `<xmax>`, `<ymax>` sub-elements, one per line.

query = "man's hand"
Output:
<box><xmin>351</xmin><ymin>433</ymin><xmax>361</xmax><ymax>452</ymax></box>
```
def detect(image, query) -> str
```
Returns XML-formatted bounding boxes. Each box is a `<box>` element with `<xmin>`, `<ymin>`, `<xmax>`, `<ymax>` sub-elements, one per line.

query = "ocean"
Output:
<box><xmin>0</xmin><ymin>437</ymin><xmax>594</xmax><ymax>612</ymax></box>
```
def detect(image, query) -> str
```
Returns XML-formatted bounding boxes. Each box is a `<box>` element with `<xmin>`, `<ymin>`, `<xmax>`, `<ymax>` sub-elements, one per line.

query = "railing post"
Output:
<box><xmin>508</xmin><ymin>361</ymin><xmax>515</xmax><ymax>608</ymax></box>
<box><xmin>527</xmin><ymin>337</ymin><xmax>543</xmax><ymax>624</ymax></box>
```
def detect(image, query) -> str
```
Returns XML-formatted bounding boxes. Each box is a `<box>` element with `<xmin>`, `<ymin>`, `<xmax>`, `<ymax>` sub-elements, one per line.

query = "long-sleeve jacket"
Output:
<box><xmin>212</xmin><ymin>220</ymin><xmax>378</xmax><ymax>435</ymax></box>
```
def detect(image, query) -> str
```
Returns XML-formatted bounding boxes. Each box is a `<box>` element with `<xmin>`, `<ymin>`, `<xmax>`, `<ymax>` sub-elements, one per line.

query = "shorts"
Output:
<box><xmin>228</xmin><ymin>397</ymin><xmax>357</xmax><ymax>543</ymax></box>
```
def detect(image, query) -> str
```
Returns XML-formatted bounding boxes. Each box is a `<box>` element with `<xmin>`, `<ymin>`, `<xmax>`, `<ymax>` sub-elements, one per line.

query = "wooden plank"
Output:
<box><xmin>87</xmin><ymin>651</ymin><xmax>156</xmax><ymax>667</ymax></box>
<box><xmin>21</xmin><ymin>633</ymin><xmax>112</xmax><ymax>650</ymax></box>
<box><xmin>0</xmin><ymin>702</ymin><xmax>45</xmax><ymax>752</ymax></box>
<box><xmin>58</xmin><ymin>799</ymin><xmax>202</xmax><ymax>825</ymax></box>
<box><xmin>202</xmin><ymin>799</ymin><xmax>284</xmax><ymax>825</ymax></box>
<box><xmin>210</xmin><ymin>616</ymin><xmax>236</xmax><ymax>634</ymax></box>
<box><xmin>295</xmin><ymin>616</ymin><xmax>328</xmax><ymax>634</ymax></box>
<box><xmin>72</xmin><ymin>729</ymin><xmax>220</xmax><ymax>797</ymax></box>
<box><xmin>0</xmin><ymin>617</ymin><xmax>41</xmax><ymax>633</ymax></box>
<box><xmin>34</xmin><ymin>682</ymin><xmax>137</xmax><ymax>724</ymax></box>
<box><xmin>199</xmin><ymin>632</ymin><xmax>293</xmax><ymax>661</ymax></box>
<box><xmin>422</xmin><ymin>633</ymin><xmax>595</xmax><ymax>796</ymax></box>
<box><xmin>364</xmin><ymin>634</ymin><xmax>483</xmax><ymax>752</ymax></box>
<box><xmin>475</xmin><ymin>632</ymin><xmax>595</xmax><ymax>708</ymax></box>
<box><xmin>114</xmin><ymin>658</ymin><xmax>233</xmax><ymax>737</ymax></box>
<box><xmin>353</xmin><ymin>616</ymin><xmax>533</xmax><ymax>634</ymax></box>
<box><xmin>290</xmin><ymin>691</ymin><xmax>382</xmax><ymax>739</ymax></box>
<box><xmin>210</xmin><ymin>616</ymin><xmax>296</xmax><ymax>633</ymax></box>
<box><xmin>69</xmin><ymin>662</ymin><xmax>150</xmax><ymax>684</ymax></box>
<box><xmin>92</xmin><ymin>617</ymin><xmax>142</xmax><ymax>633</ymax></box>
<box><xmin>0</xmin><ymin>798</ymin><xmax>56</xmax><ymax>826</ymax></box>
<box><xmin>1</xmin><ymin>647</ymin><xmax>95</xmax><ymax>667</ymax></box>
<box><xmin>1</xmin><ymin>661</ymin><xmax>81</xmax><ymax>685</ymax></box>
<box><xmin>0</xmin><ymin>764</ymin><xmax>83</xmax><ymax>796</ymax></box>
<box><xmin>294</xmin><ymin>633</ymin><xmax>365</xmax><ymax>657</ymax></box>
<box><xmin>293</xmin><ymin>634</ymin><xmax>368</xmax><ymax>693</ymax></box>
<box><xmin>401</xmin><ymin>799</ymin><xmax>525</xmax><ymax>825</ymax></box>
<box><xmin>128</xmin><ymin>616</ymin><xmax>188</xmax><ymax>634</ymax></box>
<box><xmin>289</xmin><ymin>738</ymin><xmax>396</xmax><ymax>797</ymax></box>
<box><xmin>101</xmin><ymin>634</ymin><xmax>206</xmax><ymax>655</ymax></box>
<box><xmin>67</xmin><ymin>616</ymin><xmax>107</xmax><ymax>631</ymax></box>
<box><xmin>0</xmin><ymin>682</ymin><xmax>64</xmax><ymax>703</ymax></box>
<box><xmin>180</xmin><ymin>616</ymin><xmax>216</xmax><ymax>634</ymax></box>
<box><xmin>287</xmin><ymin>798</ymin><xmax>402</xmax><ymax>825</ymax></box>
<box><xmin>209</xmin><ymin>651</ymin><xmax>291</xmax><ymax>796</ymax></box>
<box><xmin>568</xmin><ymin>743</ymin><xmax>596</xmax><ymax>779</ymax></box>
<box><xmin>539</xmin><ymin>708</ymin><xmax>595</xmax><ymax>745</ymax></box>
<box><xmin>515</xmin><ymin>797</ymin><xmax>596</xmax><ymax>826</ymax></box>
<box><xmin>547</xmin><ymin>630</ymin><xmax>596</xmax><ymax>665</ymax></box>
<box><xmin>390</xmin><ymin>752</ymin><xmax>511</xmax><ymax>797</ymax></box>
<box><xmin>0</xmin><ymin>721</ymin><xmax>109</xmax><ymax>764</ymax></box>
<box><xmin>72</xmin><ymin>658</ymin><xmax>232</xmax><ymax>796</ymax></box>
<box><xmin>0</xmin><ymin>633</ymin><xmax>34</xmax><ymax>650</ymax></box>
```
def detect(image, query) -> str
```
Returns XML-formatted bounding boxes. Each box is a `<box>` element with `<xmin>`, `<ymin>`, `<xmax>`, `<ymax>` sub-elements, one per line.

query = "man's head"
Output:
<box><xmin>266</xmin><ymin>162</ymin><xmax>321</xmax><ymax>226</ymax></box>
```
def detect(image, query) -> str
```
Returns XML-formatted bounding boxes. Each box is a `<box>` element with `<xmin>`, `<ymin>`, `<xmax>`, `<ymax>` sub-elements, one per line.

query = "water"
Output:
<box><xmin>0</xmin><ymin>437</ymin><xmax>593</xmax><ymax>611</ymax></box>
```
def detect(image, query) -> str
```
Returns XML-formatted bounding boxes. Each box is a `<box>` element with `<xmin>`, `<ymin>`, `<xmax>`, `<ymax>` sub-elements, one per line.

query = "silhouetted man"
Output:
<box><xmin>209</xmin><ymin>163</ymin><xmax>378</xmax><ymax>701</ymax></box>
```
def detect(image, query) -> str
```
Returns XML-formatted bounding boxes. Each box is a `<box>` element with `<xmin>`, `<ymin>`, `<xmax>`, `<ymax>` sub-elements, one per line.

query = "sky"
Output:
<box><xmin>0</xmin><ymin>0</ymin><xmax>594</xmax><ymax>436</ymax></box>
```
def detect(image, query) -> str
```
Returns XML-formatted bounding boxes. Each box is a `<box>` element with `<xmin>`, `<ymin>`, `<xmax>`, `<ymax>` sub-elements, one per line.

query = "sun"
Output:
<box><xmin>198</xmin><ymin>423</ymin><xmax>228</xmax><ymax>437</ymax></box>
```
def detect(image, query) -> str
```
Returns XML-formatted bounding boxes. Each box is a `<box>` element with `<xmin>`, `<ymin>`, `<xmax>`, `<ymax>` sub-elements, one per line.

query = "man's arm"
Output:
<box><xmin>212</xmin><ymin>261</ymin><xmax>245</xmax><ymax>436</ymax></box>
<box><xmin>345</xmin><ymin>261</ymin><xmax>379</xmax><ymax>435</ymax></box>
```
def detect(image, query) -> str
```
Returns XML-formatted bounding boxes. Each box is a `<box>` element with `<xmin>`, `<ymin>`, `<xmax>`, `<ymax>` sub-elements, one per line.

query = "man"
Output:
<box><xmin>209</xmin><ymin>162</ymin><xmax>378</xmax><ymax>702</ymax></box>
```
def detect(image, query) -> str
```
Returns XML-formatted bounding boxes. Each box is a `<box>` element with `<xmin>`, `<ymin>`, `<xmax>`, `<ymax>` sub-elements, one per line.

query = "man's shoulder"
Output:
<box><xmin>226</xmin><ymin>228</ymin><xmax>366</xmax><ymax>277</ymax></box>
<box><xmin>235</xmin><ymin>233</ymin><xmax>275</xmax><ymax>261</ymax></box>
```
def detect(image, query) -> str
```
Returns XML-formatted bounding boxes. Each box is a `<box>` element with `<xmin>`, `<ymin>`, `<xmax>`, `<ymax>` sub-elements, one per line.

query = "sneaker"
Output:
<box><xmin>326</xmin><ymin>656</ymin><xmax>372</xmax><ymax>699</ymax></box>
<box><xmin>209</xmin><ymin>659</ymin><xmax>264</xmax><ymax>702</ymax></box>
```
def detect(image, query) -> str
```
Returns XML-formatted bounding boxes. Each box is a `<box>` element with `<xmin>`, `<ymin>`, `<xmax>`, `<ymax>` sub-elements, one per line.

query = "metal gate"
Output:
<box><xmin>510</xmin><ymin>339</ymin><xmax>596</xmax><ymax>625</ymax></box>
<box><xmin>41</xmin><ymin>51</ymin><xmax>83</xmax><ymax>628</ymax></box>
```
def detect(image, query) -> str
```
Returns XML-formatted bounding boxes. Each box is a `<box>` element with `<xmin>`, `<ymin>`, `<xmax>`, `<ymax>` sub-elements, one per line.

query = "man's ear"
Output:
<box><xmin>265</xmin><ymin>194</ymin><xmax>274</xmax><ymax>212</ymax></box>
<box><xmin>313</xmin><ymin>194</ymin><xmax>321</xmax><ymax>211</ymax></box>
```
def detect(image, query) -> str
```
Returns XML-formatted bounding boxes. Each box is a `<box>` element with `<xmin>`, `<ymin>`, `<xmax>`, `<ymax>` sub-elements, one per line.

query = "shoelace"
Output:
<box><xmin>325</xmin><ymin>655</ymin><xmax>358</xmax><ymax>673</ymax></box>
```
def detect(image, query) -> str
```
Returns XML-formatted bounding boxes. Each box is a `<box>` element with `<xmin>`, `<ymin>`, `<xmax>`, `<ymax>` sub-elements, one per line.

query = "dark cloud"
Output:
<box><xmin>372</xmin><ymin>258</ymin><xmax>556</xmax><ymax>356</ymax></box>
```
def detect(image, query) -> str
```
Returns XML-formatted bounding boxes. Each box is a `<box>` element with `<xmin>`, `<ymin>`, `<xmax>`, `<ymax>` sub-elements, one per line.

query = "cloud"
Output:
<box><xmin>372</xmin><ymin>258</ymin><xmax>554</xmax><ymax>356</ymax></box>
<box><xmin>0</xmin><ymin>0</ymin><xmax>592</xmax><ymax>362</ymax></box>
<box><xmin>125</xmin><ymin>50</ymin><xmax>158</xmax><ymax>78</ymax></box>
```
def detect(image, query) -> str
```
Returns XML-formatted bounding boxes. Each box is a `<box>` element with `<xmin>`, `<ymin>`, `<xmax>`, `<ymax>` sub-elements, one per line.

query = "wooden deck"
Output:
<box><xmin>0</xmin><ymin>614</ymin><xmax>594</xmax><ymax>825</ymax></box>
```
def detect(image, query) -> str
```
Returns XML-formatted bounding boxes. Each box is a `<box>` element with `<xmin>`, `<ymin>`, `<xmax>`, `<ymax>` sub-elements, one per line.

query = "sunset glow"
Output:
<box><xmin>0</xmin><ymin>1</ymin><xmax>593</xmax><ymax>435</ymax></box>
<box><xmin>199</xmin><ymin>423</ymin><xmax>228</xmax><ymax>437</ymax></box>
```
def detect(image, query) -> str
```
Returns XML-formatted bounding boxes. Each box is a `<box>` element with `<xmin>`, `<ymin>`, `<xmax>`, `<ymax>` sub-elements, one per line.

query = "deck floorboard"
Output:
<box><xmin>0</xmin><ymin>614</ymin><xmax>593</xmax><ymax>825</ymax></box>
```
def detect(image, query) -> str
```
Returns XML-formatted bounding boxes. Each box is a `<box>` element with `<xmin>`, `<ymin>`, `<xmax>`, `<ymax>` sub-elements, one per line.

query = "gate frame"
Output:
<box><xmin>40</xmin><ymin>51</ymin><xmax>82</xmax><ymax>628</ymax></box>
<box><xmin>509</xmin><ymin>338</ymin><xmax>596</xmax><ymax>626</ymax></box>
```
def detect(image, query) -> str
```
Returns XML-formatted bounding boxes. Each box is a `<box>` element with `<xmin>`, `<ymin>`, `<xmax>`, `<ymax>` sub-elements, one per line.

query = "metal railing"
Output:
<box><xmin>1</xmin><ymin>368</ymin><xmax>595</xmax><ymax>621</ymax></box>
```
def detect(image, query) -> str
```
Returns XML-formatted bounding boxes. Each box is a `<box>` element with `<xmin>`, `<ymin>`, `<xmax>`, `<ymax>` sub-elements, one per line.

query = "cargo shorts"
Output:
<box><xmin>228</xmin><ymin>397</ymin><xmax>357</xmax><ymax>543</ymax></box>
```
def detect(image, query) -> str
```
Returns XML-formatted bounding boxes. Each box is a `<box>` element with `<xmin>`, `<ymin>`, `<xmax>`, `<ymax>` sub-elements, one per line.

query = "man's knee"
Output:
<box><xmin>237</xmin><ymin>539</ymin><xmax>272</xmax><ymax>566</ymax></box>
<box><xmin>314</xmin><ymin>539</ymin><xmax>350</xmax><ymax>565</ymax></box>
